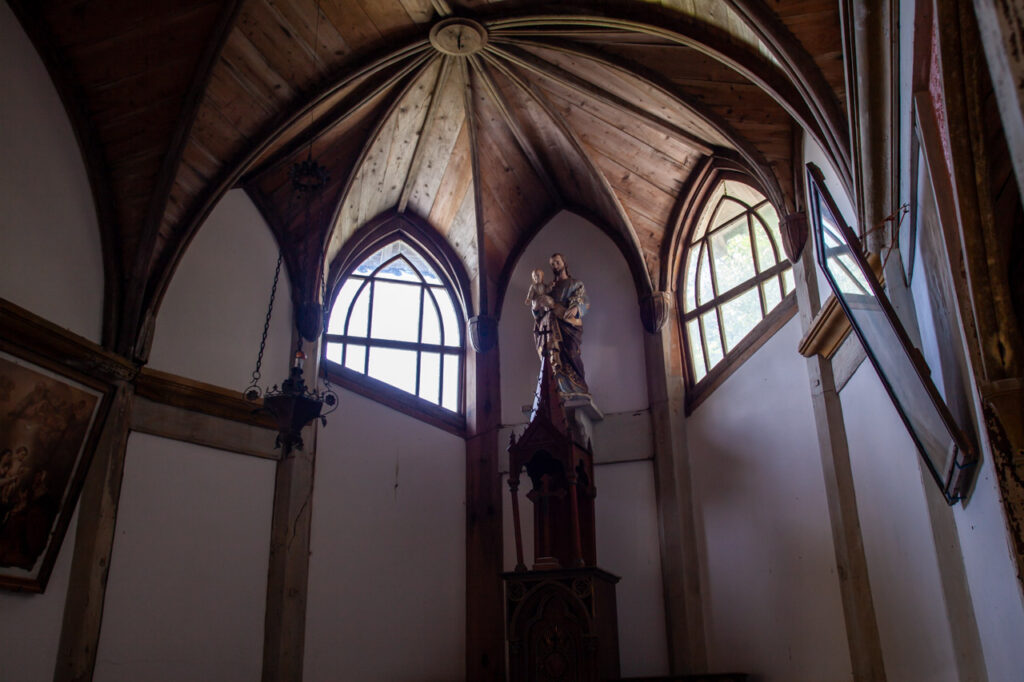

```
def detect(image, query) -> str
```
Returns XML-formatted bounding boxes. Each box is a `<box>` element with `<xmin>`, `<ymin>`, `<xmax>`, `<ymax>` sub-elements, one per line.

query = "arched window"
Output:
<box><xmin>680</xmin><ymin>178</ymin><xmax>795</xmax><ymax>396</ymax></box>
<box><xmin>324</xmin><ymin>238</ymin><xmax>464</xmax><ymax>417</ymax></box>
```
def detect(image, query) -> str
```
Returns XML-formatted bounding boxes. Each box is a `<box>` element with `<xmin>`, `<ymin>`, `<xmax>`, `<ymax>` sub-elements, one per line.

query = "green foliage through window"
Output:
<box><xmin>682</xmin><ymin>180</ymin><xmax>793</xmax><ymax>382</ymax></box>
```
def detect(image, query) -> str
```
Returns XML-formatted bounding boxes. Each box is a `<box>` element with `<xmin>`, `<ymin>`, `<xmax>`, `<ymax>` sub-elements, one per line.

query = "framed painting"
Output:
<box><xmin>0</xmin><ymin>343</ymin><xmax>113</xmax><ymax>592</ymax></box>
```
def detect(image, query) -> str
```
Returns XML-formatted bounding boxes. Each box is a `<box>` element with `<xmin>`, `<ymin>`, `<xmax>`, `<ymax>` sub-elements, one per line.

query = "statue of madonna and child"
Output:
<box><xmin>524</xmin><ymin>252</ymin><xmax>590</xmax><ymax>399</ymax></box>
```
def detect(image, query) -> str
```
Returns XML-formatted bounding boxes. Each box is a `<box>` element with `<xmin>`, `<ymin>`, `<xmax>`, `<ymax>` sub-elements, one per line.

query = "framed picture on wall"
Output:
<box><xmin>0</xmin><ymin>337</ymin><xmax>114</xmax><ymax>592</ymax></box>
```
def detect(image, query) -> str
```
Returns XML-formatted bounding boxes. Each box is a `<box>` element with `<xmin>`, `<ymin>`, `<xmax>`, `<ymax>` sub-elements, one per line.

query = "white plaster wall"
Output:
<box><xmin>950</xmin><ymin>428</ymin><xmax>1024</xmax><ymax>681</ymax></box>
<box><xmin>304</xmin><ymin>389</ymin><xmax>465</xmax><ymax>682</ymax></box>
<box><xmin>839</xmin><ymin>364</ymin><xmax>959</xmax><ymax>681</ymax></box>
<box><xmin>687</xmin><ymin>318</ymin><xmax>851</xmax><ymax>681</ymax></box>
<box><xmin>94</xmin><ymin>432</ymin><xmax>275</xmax><ymax>682</ymax></box>
<box><xmin>148</xmin><ymin>189</ymin><xmax>293</xmax><ymax>390</ymax></box>
<box><xmin>0</xmin><ymin>4</ymin><xmax>104</xmax><ymax>342</ymax></box>
<box><xmin>498</xmin><ymin>211</ymin><xmax>648</xmax><ymax>423</ymax></box>
<box><xmin>0</xmin><ymin>505</ymin><xmax>78</xmax><ymax>682</ymax></box>
<box><xmin>594</xmin><ymin>459</ymin><xmax>670</xmax><ymax>677</ymax></box>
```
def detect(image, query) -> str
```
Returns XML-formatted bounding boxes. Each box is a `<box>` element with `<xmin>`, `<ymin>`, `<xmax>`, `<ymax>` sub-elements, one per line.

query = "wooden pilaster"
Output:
<box><xmin>54</xmin><ymin>381</ymin><xmax>133</xmax><ymax>682</ymax></box>
<box><xmin>642</xmin><ymin>299</ymin><xmax>707</xmax><ymax>674</ymax></box>
<box><xmin>465</xmin><ymin>339</ymin><xmax>504</xmax><ymax>681</ymax></box>
<box><xmin>792</xmin><ymin>250</ymin><xmax>887</xmax><ymax>681</ymax></box>
<box><xmin>261</xmin><ymin>438</ymin><xmax>315</xmax><ymax>682</ymax></box>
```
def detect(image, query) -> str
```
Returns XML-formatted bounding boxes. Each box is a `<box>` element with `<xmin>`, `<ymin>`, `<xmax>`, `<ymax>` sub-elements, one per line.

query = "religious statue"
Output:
<box><xmin>527</xmin><ymin>253</ymin><xmax>589</xmax><ymax>396</ymax></box>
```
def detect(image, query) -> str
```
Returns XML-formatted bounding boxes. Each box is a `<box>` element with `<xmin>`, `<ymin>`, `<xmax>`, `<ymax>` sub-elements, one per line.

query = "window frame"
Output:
<box><xmin>676</xmin><ymin>173</ymin><xmax>797</xmax><ymax>413</ymax></box>
<box><xmin>322</xmin><ymin>215</ymin><xmax>470</xmax><ymax>435</ymax></box>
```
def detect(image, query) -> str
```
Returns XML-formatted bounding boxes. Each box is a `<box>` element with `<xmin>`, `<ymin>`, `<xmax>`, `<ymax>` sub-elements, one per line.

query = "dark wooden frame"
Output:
<box><xmin>323</xmin><ymin>213</ymin><xmax>470</xmax><ymax>435</ymax></box>
<box><xmin>807</xmin><ymin>163</ymin><xmax>978</xmax><ymax>503</ymax></box>
<box><xmin>0</xmin><ymin>303</ymin><xmax>120</xmax><ymax>592</ymax></box>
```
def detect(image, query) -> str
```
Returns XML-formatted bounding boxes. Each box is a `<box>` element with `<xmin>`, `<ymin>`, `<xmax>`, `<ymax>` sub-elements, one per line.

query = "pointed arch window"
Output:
<box><xmin>680</xmin><ymin>178</ymin><xmax>796</xmax><ymax>404</ymax></box>
<box><xmin>324</xmin><ymin>238</ymin><xmax>464</xmax><ymax>418</ymax></box>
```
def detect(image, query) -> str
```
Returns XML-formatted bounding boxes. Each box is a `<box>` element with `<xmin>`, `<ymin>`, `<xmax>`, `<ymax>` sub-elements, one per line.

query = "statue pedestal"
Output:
<box><xmin>503</xmin><ymin>567</ymin><xmax>620</xmax><ymax>682</ymax></box>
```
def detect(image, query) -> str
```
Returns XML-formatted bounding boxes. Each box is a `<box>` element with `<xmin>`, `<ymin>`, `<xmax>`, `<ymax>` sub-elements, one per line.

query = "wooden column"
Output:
<box><xmin>642</xmin><ymin>296</ymin><xmax>707</xmax><ymax>674</ymax></box>
<box><xmin>465</xmin><ymin>336</ymin><xmax>504</xmax><ymax>681</ymax></box>
<box><xmin>54</xmin><ymin>381</ymin><xmax>134</xmax><ymax>682</ymax></box>
<box><xmin>261</xmin><ymin>437</ymin><xmax>315</xmax><ymax>682</ymax></box>
<box><xmin>792</xmin><ymin>250</ymin><xmax>887</xmax><ymax>681</ymax></box>
<box><xmin>261</xmin><ymin>342</ymin><xmax>319</xmax><ymax>682</ymax></box>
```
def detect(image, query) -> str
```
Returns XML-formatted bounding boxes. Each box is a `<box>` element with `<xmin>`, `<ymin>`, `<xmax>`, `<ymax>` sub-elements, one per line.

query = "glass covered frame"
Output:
<box><xmin>807</xmin><ymin>163</ymin><xmax>977</xmax><ymax>503</ymax></box>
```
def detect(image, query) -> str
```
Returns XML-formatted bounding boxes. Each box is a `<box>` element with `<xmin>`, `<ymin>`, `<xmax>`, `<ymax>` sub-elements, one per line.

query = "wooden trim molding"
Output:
<box><xmin>0</xmin><ymin>299</ymin><xmax>136</xmax><ymax>382</ymax></box>
<box><xmin>797</xmin><ymin>294</ymin><xmax>851</xmax><ymax>359</ymax></box>
<box><xmin>324</xmin><ymin>363</ymin><xmax>466</xmax><ymax>437</ymax></box>
<box><xmin>135</xmin><ymin>367</ymin><xmax>277</xmax><ymax>430</ymax></box>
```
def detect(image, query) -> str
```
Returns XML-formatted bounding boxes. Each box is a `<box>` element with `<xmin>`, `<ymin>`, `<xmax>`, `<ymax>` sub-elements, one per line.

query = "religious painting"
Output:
<box><xmin>0</xmin><ymin>349</ymin><xmax>107</xmax><ymax>592</ymax></box>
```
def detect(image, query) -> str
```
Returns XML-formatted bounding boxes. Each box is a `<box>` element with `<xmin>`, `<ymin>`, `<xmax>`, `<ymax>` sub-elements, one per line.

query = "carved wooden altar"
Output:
<box><xmin>505</xmin><ymin>357</ymin><xmax>619</xmax><ymax>681</ymax></box>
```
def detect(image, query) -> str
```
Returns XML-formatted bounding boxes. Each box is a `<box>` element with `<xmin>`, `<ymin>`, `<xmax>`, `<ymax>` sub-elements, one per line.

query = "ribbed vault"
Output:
<box><xmin>9</xmin><ymin>0</ymin><xmax>847</xmax><ymax>356</ymax></box>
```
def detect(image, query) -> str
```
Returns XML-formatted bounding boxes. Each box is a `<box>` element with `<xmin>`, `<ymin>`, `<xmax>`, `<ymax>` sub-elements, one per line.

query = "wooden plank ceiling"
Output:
<box><xmin>9</xmin><ymin>0</ymin><xmax>847</xmax><ymax>357</ymax></box>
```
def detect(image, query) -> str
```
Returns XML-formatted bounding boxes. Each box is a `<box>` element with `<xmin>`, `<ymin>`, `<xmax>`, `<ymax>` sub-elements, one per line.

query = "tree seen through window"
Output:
<box><xmin>682</xmin><ymin>180</ymin><xmax>794</xmax><ymax>382</ymax></box>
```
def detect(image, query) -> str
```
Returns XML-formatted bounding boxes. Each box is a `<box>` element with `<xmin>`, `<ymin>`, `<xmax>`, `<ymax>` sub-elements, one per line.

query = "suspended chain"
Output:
<box><xmin>245</xmin><ymin>252</ymin><xmax>283</xmax><ymax>398</ymax></box>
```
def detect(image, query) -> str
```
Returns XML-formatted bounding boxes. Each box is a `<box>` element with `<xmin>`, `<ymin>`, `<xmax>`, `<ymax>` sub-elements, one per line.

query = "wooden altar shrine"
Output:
<box><xmin>504</xmin><ymin>357</ymin><xmax>620</xmax><ymax>681</ymax></box>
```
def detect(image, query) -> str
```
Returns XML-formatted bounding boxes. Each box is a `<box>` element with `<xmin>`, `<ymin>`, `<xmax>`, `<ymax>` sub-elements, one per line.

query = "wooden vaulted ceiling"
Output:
<box><xmin>9</xmin><ymin>0</ymin><xmax>848</xmax><ymax>359</ymax></box>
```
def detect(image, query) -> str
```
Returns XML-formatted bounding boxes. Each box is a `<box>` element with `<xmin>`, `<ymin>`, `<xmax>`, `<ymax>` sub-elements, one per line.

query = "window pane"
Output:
<box><xmin>354</xmin><ymin>248</ymin><xmax>385</xmax><ymax>275</ymax></box>
<box><xmin>684</xmin><ymin>249</ymin><xmax>699</xmax><ymax>311</ymax></box>
<box><xmin>712</xmin><ymin>197</ymin><xmax>747</xmax><ymax>230</ymax></box>
<box><xmin>697</xmin><ymin>246</ymin><xmax>714</xmax><ymax>305</ymax></box>
<box><xmin>371</xmin><ymin>281</ymin><xmax>421</xmax><ymax>342</ymax></box>
<box><xmin>344</xmin><ymin>344</ymin><xmax>366</xmax><ymax>372</ymax></box>
<box><xmin>753</xmin><ymin>224</ymin><xmax>779</xmax><ymax>272</ymax></box>
<box><xmin>329</xmin><ymin>279</ymin><xmax>363</xmax><ymax>334</ymax></box>
<box><xmin>419</xmin><ymin>352</ymin><xmax>441</xmax><ymax>404</ymax></box>
<box><xmin>421</xmin><ymin>291</ymin><xmax>442</xmax><ymax>345</ymax></box>
<box><xmin>368</xmin><ymin>347</ymin><xmax>417</xmax><ymax>394</ymax></box>
<box><xmin>721</xmin><ymin>288</ymin><xmax>763</xmax><ymax>351</ymax></box>
<box><xmin>437</xmin><ymin>293</ymin><xmax>460</xmax><ymax>348</ymax></box>
<box><xmin>702</xmin><ymin>310</ymin><xmax>724</xmax><ymax>368</ymax></box>
<box><xmin>400</xmin><ymin>247</ymin><xmax>441</xmax><ymax>284</ymax></box>
<box><xmin>686</xmin><ymin>319</ymin><xmax>706</xmax><ymax>381</ymax></box>
<box><xmin>709</xmin><ymin>217</ymin><xmax>756</xmax><ymax>293</ymax></box>
<box><xmin>375</xmin><ymin>255</ymin><xmax>422</xmax><ymax>282</ymax></box>
<box><xmin>441</xmin><ymin>353</ymin><xmax>459</xmax><ymax>411</ymax></box>
<box><xmin>820</xmin><ymin>213</ymin><xmax>871</xmax><ymax>295</ymax></box>
<box><xmin>345</xmin><ymin>285</ymin><xmax>371</xmax><ymax>337</ymax></box>
<box><xmin>782</xmin><ymin>268</ymin><xmax>794</xmax><ymax>295</ymax></box>
<box><xmin>325</xmin><ymin>342</ymin><xmax>343</xmax><ymax>365</ymax></box>
<box><xmin>757</xmin><ymin>203</ymin><xmax>782</xmax><ymax>245</ymax></box>
<box><xmin>761</xmin><ymin>279</ymin><xmax>782</xmax><ymax>311</ymax></box>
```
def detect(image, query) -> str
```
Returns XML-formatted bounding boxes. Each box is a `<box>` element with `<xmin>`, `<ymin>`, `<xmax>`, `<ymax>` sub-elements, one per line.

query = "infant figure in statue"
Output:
<box><xmin>525</xmin><ymin>268</ymin><xmax>555</xmax><ymax>313</ymax></box>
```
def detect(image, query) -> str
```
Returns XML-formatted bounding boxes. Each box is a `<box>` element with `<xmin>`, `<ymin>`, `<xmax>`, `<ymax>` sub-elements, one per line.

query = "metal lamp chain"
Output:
<box><xmin>246</xmin><ymin>252</ymin><xmax>283</xmax><ymax>396</ymax></box>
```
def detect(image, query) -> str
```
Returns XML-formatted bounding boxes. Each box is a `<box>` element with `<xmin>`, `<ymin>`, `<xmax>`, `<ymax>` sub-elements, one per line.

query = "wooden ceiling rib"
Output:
<box><xmin>10</xmin><ymin>0</ymin><xmax>849</xmax><ymax>354</ymax></box>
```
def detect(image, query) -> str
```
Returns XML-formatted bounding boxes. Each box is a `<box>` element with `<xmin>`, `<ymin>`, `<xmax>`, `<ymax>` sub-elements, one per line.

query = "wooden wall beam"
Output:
<box><xmin>792</xmin><ymin>245</ymin><xmax>887</xmax><ymax>681</ymax></box>
<box><xmin>464</xmin><ymin>340</ymin><xmax>504</xmax><ymax>682</ymax></box>
<box><xmin>54</xmin><ymin>382</ymin><xmax>134</xmax><ymax>682</ymax></box>
<box><xmin>643</xmin><ymin>297</ymin><xmax>707</xmax><ymax>674</ymax></box>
